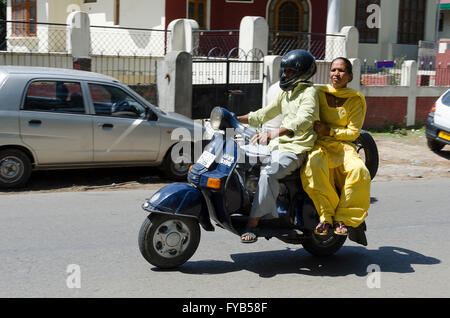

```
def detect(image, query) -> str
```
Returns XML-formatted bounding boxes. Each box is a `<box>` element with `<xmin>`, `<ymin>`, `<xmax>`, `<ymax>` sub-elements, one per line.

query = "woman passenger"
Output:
<box><xmin>300</xmin><ymin>57</ymin><xmax>371</xmax><ymax>236</ymax></box>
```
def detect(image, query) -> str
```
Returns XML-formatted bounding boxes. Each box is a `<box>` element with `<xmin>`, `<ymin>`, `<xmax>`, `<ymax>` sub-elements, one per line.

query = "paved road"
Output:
<box><xmin>0</xmin><ymin>178</ymin><xmax>449</xmax><ymax>298</ymax></box>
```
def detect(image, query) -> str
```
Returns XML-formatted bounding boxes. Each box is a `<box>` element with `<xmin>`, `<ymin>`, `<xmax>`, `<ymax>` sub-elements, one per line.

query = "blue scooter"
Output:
<box><xmin>138</xmin><ymin>107</ymin><xmax>379</xmax><ymax>269</ymax></box>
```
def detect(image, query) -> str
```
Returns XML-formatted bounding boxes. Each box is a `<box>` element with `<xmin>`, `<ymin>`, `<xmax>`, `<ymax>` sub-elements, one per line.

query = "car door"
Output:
<box><xmin>19</xmin><ymin>80</ymin><xmax>93</xmax><ymax>165</ymax></box>
<box><xmin>435</xmin><ymin>90</ymin><xmax>450</xmax><ymax>131</ymax></box>
<box><xmin>88</xmin><ymin>83</ymin><xmax>161</xmax><ymax>162</ymax></box>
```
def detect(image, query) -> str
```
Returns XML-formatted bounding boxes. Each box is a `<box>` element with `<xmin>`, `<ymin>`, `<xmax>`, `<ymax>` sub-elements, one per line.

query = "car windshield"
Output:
<box><xmin>442</xmin><ymin>90</ymin><xmax>450</xmax><ymax>106</ymax></box>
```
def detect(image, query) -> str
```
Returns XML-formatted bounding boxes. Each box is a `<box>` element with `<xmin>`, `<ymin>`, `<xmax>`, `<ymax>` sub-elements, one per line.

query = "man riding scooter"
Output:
<box><xmin>236</xmin><ymin>49</ymin><xmax>319</xmax><ymax>243</ymax></box>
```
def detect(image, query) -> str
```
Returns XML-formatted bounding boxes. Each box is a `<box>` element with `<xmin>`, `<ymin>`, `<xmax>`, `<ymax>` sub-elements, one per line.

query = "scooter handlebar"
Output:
<box><xmin>220</xmin><ymin>107</ymin><xmax>257</xmax><ymax>139</ymax></box>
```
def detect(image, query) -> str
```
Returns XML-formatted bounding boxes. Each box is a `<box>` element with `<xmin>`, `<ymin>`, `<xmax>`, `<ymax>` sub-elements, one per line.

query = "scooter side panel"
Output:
<box><xmin>142</xmin><ymin>183</ymin><xmax>214</xmax><ymax>231</ymax></box>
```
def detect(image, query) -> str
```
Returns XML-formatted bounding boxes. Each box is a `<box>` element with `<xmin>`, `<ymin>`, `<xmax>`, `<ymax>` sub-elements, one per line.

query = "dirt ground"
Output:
<box><xmin>0</xmin><ymin>133</ymin><xmax>449</xmax><ymax>195</ymax></box>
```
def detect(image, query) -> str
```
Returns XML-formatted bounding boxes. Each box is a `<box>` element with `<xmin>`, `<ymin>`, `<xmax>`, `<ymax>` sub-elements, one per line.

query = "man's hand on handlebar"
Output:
<box><xmin>237</xmin><ymin>114</ymin><xmax>249</xmax><ymax>124</ymax></box>
<box><xmin>251</xmin><ymin>132</ymin><xmax>272</xmax><ymax>145</ymax></box>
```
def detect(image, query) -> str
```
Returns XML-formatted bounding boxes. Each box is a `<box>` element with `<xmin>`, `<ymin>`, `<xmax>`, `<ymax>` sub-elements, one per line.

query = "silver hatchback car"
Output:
<box><xmin>0</xmin><ymin>66</ymin><xmax>206</xmax><ymax>188</ymax></box>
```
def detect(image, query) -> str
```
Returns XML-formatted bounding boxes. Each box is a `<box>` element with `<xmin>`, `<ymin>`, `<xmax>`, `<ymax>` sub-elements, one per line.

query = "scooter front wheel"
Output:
<box><xmin>138</xmin><ymin>214</ymin><xmax>201</xmax><ymax>269</ymax></box>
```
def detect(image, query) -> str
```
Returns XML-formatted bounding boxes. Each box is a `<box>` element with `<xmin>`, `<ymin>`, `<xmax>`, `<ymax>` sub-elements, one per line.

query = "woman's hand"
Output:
<box><xmin>314</xmin><ymin>121</ymin><xmax>331</xmax><ymax>136</ymax></box>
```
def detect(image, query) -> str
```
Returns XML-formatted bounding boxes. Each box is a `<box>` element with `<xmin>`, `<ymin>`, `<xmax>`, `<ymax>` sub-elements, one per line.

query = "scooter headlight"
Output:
<box><xmin>210</xmin><ymin>107</ymin><xmax>223</xmax><ymax>130</ymax></box>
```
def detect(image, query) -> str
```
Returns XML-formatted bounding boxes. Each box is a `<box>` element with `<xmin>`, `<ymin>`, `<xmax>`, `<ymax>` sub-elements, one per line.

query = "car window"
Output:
<box><xmin>89</xmin><ymin>83</ymin><xmax>147</xmax><ymax>119</ymax></box>
<box><xmin>0</xmin><ymin>73</ymin><xmax>6</xmax><ymax>88</ymax></box>
<box><xmin>441</xmin><ymin>90</ymin><xmax>450</xmax><ymax>106</ymax></box>
<box><xmin>23</xmin><ymin>81</ymin><xmax>85</xmax><ymax>114</ymax></box>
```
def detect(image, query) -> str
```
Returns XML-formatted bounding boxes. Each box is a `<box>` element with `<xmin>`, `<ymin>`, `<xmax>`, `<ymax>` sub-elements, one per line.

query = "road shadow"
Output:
<box><xmin>0</xmin><ymin>166</ymin><xmax>170</xmax><ymax>194</ymax></box>
<box><xmin>176</xmin><ymin>246</ymin><xmax>440</xmax><ymax>278</ymax></box>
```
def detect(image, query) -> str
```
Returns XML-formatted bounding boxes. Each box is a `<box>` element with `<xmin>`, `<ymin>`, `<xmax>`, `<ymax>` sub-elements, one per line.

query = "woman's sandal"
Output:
<box><xmin>334</xmin><ymin>222</ymin><xmax>348</xmax><ymax>236</ymax></box>
<box><xmin>241</xmin><ymin>227</ymin><xmax>258</xmax><ymax>243</ymax></box>
<box><xmin>314</xmin><ymin>222</ymin><xmax>331</xmax><ymax>236</ymax></box>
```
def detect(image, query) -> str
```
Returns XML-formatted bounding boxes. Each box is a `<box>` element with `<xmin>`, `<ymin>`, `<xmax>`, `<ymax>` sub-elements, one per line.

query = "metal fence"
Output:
<box><xmin>90</xmin><ymin>25</ymin><xmax>169</xmax><ymax>57</ymax></box>
<box><xmin>268</xmin><ymin>30</ymin><xmax>345</xmax><ymax>60</ymax></box>
<box><xmin>0</xmin><ymin>20</ymin><xmax>170</xmax><ymax>85</ymax></box>
<box><xmin>191</xmin><ymin>29</ymin><xmax>346</xmax><ymax>61</ymax></box>
<box><xmin>360</xmin><ymin>59</ymin><xmax>403</xmax><ymax>86</ymax></box>
<box><xmin>359</xmin><ymin>56</ymin><xmax>450</xmax><ymax>87</ymax></box>
<box><xmin>89</xmin><ymin>25</ymin><xmax>169</xmax><ymax>85</ymax></box>
<box><xmin>0</xmin><ymin>20</ymin><xmax>72</xmax><ymax>69</ymax></box>
<box><xmin>192</xmin><ymin>47</ymin><xmax>264</xmax><ymax>84</ymax></box>
<box><xmin>192</xmin><ymin>48</ymin><xmax>264</xmax><ymax>118</ymax></box>
<box><xmin>192</xmin><ymin>30</ymin><xmax>239</xmax><ymax>57</ymax></box>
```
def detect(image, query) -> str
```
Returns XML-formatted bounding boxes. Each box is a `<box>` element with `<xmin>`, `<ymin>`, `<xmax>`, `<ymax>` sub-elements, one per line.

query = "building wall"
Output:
<box><xmin>81</xmin><ymin>0</ymin><xmax>165</xmax><ymax>29</ymax></box>
<box><xmin>165</xmin><ymin>0</ymin><xmax>327</xmax><ymax>33</ymax></box>
<box><xmin>342</xmin><ymin>0</ymin><xmax>438</xmax><ymax>61</ymax></box>
<box><xmin>438</xmin><ymin>10</ymin><xmax>450</xmax><ymax>39</ymax></box>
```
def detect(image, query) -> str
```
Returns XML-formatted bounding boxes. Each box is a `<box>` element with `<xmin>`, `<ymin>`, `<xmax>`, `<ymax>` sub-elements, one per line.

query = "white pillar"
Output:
<box><xmin>341</xmin><ymin>26</ymin><xmax>359</xmax><ymax>59</ymax></box>
<box><xmin>348</xmin><ymin>58</ymin><xmax>361</xmax><ymax>91</ymax></box>
<box><xmin>157</xmin><ymin>51</ymin><xmax>193</xmax><ymax>118</ymax></box>
<box><xmin>66</xmin><ymin>11</ymin><xmax>91</xmax><ymax>59</ymax></box>
<box><xmin>326</xmin><ymin>0</ymin><xmax>341</xmax><ymax>34</ymax></box>
<box><xmin>401</xmin><ymin>60</ymin><xmax>418</xmax><ymax>126</ymax></box>
<box><xmin>238</xmin><ymin>16</ymin><xmax>269</xmax><ymax>58</ymax></box>
<box><xmin>261</xmin><ymin>55</ymin><xmax>282</xmax><ymax>131</ymax></box>
<box><xmin>262</xmin><ymin>55</ymin><xmax>282</xmax><ymax>107</ymax></box>
<box><xmin>167</xmin><ymin>19</ymin><xmax>199</xmax><ymax>53</ymax></box>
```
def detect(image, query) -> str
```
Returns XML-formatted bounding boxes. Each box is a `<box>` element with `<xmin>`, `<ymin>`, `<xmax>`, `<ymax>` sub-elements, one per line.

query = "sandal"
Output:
<box><xmin>241</xmin><ymin>227</ymin><xmax>258</xmax><ymax>243</ymax></box>
<box><xmin>314</xmin><ymin>222</ymin><xmax>331</xmax><ymax>236</ymax></box>
<box><xmin>334</xmin><ymin>222</ymin><xmax>348</xmax><ymax>236</ymax></box>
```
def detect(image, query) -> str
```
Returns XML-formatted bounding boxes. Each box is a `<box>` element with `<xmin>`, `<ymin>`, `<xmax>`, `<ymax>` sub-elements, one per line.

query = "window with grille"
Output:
<box><xmin>397</xmin><ymin>0</ymin><xmax>425</xmax><ymax>44</ymax></box>
<box><xmin>277</xmin><ymin>1</ymin><xmax>300</xmax><ymax>31</ymax></box>
<box><xmin>11</xmin><ymin>0</ymin><xmax>36</xmax><ymax>37</ymax></box>
<box><xmin>188</xmin><ymin>0</ymin><xmax>207</xmax><ymax>29</ymax></box>
<box><xmin>355</xmin><ymin>0</ymin><xmax>380</xmax><ymax>43</ymax></box>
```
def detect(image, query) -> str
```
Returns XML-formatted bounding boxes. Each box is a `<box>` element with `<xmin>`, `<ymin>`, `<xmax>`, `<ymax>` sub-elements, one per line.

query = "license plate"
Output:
<box><xmin>196</xmin><ymin>151</ymin><xmax>216</xmax><ymax>168</ymax></box>
<box><xmin>438</xmin><ymin>131</ymin><xmax>450</xmax><ymax>141</ymax></box>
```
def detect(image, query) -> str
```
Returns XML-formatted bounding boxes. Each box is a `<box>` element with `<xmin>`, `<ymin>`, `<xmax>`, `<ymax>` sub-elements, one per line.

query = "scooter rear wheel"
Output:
<box><xmin>138</xmin><ymin>214</ymin><xmax>201</xmax><ymax>269</ymax></box>
<box><xmin>301</xmin><ymin>231</ymin><xmax>347</xmax><ymax>257</ymax></box>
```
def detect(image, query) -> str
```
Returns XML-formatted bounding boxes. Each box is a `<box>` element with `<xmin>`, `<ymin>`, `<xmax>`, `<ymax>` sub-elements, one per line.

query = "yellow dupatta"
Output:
<box><xmin>315</xmin><ymin>85</ymin><xmax>367</xmax><ymax>168</ymax></box>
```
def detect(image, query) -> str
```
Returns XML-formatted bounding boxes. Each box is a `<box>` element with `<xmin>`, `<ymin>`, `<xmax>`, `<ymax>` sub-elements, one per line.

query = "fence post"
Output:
<box><xmin>167</xmin><ymin>19</ymin><xmax>199</xmax><ymax>53</ymax></box>
<box><xmin>401</xmin><ymin>60</ymin><xmax>418</xmax><ymax>126</ymax></box>
<box><xmin>348</xmin><ymin>58</ymin><xmax>361</xmax><ymax>91</ymax></box>
<box><xmin>157</xmin><ymin>51</ymin><xmax>192</xmax><ymax>118</ymax></box>
<box><xmin>238</xmin><ymin>16</ymin><xmax>268</xmax><ymax>58</ymax></box>
<box><xmin>341</xmin><ymin>26</ymin><xmax>359</xmax><ymax>59</ymax></box>
<box><xmin>67</xmin><ymin>11</ymin><xmax>91</xmax><ymax>71</ymax></box>
<box><xmin>262</xmin><ymin>55</ymin><xmax>281</xmax><ymax>107</ymax></box>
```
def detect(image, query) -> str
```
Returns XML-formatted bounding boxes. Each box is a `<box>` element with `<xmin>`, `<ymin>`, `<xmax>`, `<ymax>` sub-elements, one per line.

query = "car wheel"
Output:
<box><xmin>427</xmin><ymin>138</ymin><xmax>445</xmax><ymax>152</ymax></box>
<box><xmin>161</xmin><ymin>142</ymin><xmax>194</xmax><ymax>181</ymax></box>
<box><xmin>0</xmin><ymin>149</ymin><xmax>32</xmax><ymax>188</ymax></box>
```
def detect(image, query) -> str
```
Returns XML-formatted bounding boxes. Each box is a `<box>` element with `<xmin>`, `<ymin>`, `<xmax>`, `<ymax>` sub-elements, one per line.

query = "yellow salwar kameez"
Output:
<box><xmin>300</xmin><ymin>85</ymin><xmax>371</xmax><ymax>228</ymax></box>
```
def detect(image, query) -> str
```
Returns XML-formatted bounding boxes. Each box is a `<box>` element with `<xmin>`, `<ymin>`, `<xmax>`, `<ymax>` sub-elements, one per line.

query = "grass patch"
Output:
<box><xmin>366</xmin><ymin>125</ymin><xmax>425</xmax><ymax>138</ymax></box>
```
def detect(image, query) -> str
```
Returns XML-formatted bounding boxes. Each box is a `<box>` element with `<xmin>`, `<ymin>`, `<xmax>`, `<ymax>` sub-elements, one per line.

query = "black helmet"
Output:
<box><xmin>279</xmin><ymin>49</ymin><xmax>317</xmax><ymax>91</ymax></box>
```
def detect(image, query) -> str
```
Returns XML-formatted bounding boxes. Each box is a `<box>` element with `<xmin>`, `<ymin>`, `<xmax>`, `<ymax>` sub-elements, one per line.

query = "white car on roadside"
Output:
<box><xmin>426</xmin><ymin>88</ymin><xmax>450</xmax><ymax>152</ymax></box>
<box><xmin>0</xmin><ymin>66</ymin><xmax>207</xmax><ymax>188</ymax></box>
